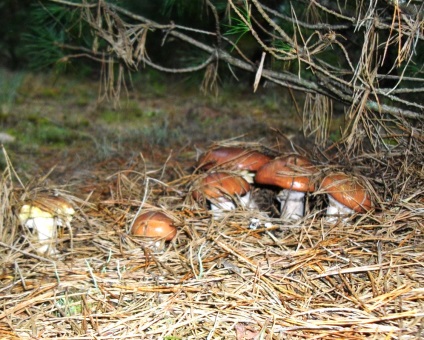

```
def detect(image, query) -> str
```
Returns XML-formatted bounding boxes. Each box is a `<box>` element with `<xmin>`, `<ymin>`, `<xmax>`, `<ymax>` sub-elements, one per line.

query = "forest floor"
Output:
<box><xmin>1</xmin><ymin>71</ymin><xmax>313</xmax><ymax>190</ymax></box>
<box><xmin>1</xmin><ymin>70</ymin><xmax>423</xmax><ymax>340</ymax></box>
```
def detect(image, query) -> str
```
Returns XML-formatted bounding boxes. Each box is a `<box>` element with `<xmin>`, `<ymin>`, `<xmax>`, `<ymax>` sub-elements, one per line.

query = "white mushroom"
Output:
<box><xmin>18</xmin><ymin>195</ymin><xmax>75</xmax><ymax>255</ymax></box>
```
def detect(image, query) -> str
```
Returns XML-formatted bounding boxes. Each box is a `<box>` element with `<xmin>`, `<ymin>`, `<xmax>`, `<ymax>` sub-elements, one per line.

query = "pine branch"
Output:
<box><xmin>47</xmin><ymin>0</ymin><xmax>424</xmax><ymax>121</ymax></box>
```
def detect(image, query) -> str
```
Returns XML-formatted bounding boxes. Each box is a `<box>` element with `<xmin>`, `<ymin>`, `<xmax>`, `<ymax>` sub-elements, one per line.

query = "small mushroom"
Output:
<box><xmin>320</xmin><ymin>172</ymin><xmax>372</xmax><ymax>222</ymax></box>
<box><xmin>197</xmin><ymin>147</ymin><xmax>272</xmax><ymax>183</ymax></box>
<box><xmin>18</xmin><ymin>195</ymin><xmax>75</xmax><ymax>255</ymax></box>
<box><xmin>131</xmin><ymin>211</ymin><xmax>177</xmax><ymax>250</ymax></box>
<box><xmin>255</xmin><ymin>154</ymin><xmax>318</xmax><ymax>220</ymax></box>
<box><xmin>192</xmin><ymin>171</ymin><xmax>257</xmax><ymax>218</ymax></box>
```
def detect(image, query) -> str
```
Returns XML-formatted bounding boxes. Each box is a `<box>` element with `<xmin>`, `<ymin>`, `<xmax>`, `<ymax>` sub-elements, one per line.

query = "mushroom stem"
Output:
<box><xmin>239</xmin><ymin>191</ymin><xmax>259</xmax><ymax>210</ymax></box>
<box><xmin>209</xmin><ymin>191</ymin><xmax>258</xmax><ymax>219</ymax></box>
<box><xmin>210</xmin><ymin>198</ymin><xmax>237</xmax><ymax>213</ymax></box>
<box><xmin>276</xmin><ymin>190</ymin><xmax>306</xmax><ymax>220</ymax></box>
<box><xmin>326</xmin><ymin>195</ymin><xmax>355</xmax><ymax>222</ymax></box>
<box><xmin>24</xmin><ymin>217</ymin><xmax>59</xmax><ymax>255</ymax></box>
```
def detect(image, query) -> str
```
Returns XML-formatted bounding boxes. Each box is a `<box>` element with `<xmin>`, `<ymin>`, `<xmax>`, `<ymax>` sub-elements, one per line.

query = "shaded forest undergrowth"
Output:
<box><xmin>1</xmin><ymin>72</ymin><xmax>423</xmax><ymax>339</ymax></box>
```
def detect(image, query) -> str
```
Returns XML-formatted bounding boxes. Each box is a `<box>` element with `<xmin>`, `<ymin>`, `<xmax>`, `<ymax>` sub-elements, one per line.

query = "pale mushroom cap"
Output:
<box><xmin>255</xmin><ymin>154</ymin><xmax>317</xmax><ymax>192</ymax></box>
<box><xmin>198</xmin><ymin>147</ymin><xmax>272</xmax><ymax>172</ymax></box>
<box><xmin>19</xmin><ymin>195</ymin><xmax>75</xmax><ymax>223</ymax></box>
<box><xmin>19</xmin><ymin>205</ymin><xmax>53</xmax><ymax>221</ymax></box>
<box><xmin>191</xmin><ymin>172</ymin><xmax>251</xmax><ymax>201</ymax></box>
<box><xmin>131</xmin><ymin>211</ymin><xmax>177</xmax><ymax>241</ymax></box>
<box><xmin>321</xmin><ymin>172</ymin><xmax>372</xmax><ymax>212</ymax></box>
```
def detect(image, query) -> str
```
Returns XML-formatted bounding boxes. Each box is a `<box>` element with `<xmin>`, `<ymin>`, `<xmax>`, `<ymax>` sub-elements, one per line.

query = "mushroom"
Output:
<box><xmin>131</xmin><ymin>211</ymin><xmax>177</xmax><ymax>250</ymax></box>
<box><xmin>191</xmin><ymin>171</ymin><xmax>257</xmax><ymax>218</ymax></box>
<box><xmin>255</xmin><ymin>154</ymin><xmax>318</xmax><ymax>220</ymax></box>
<box><xmin>320</xmin><ymin>172</ymin><xmax>372</xmax><ymax>222</ymax></box>
<box><xmin>197</xmin><ymin>147</ymin><xmax>272</xmax><ymax>183</ymax></box>
<box><xmin>18</xmin><ymin>195</ymin><xmax>75</xmax><ymax>255</ymax></box>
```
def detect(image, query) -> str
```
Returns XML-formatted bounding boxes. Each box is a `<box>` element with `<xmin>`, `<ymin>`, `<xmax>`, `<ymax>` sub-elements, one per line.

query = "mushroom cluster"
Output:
<box><xmin>18</xmin><ymin>194</ymin><xmax>75</xmax><ymax>255</ymax></box>
<box><xmin>14</xmin><ymin>144</ymin><xmax>374</xmax><ymax>258</ymax></box>
<box><xmin>192</xmin><ymin>146</ymin><xmax>273</xmax><ymax>218</ymax></box>
<box><xmin>128</xmin><ymin>146</ymin><xmax>272</xmax><ymax>249</ymax></box>
<box><xmin>191</xmin><ymin>145</ymin><xmax>373</xmax><ymax>223</ymax></box>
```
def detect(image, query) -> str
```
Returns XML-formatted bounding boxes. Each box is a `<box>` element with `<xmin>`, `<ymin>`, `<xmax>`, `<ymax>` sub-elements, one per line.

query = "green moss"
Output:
<box><xmin>131</xmin><ymin>69</ymin><xmax>169</xmax><ymax>96</ymax></box>
<box><xmin>38</xmin><ymin>87</ymin><xmax>63</xmax><ymax>98</ymax></box>
<box><xmin>36</xmin><ymin>124</ymin><xmax>76</xmax><ymax>145</ymax></box>
<box><xmin>65</xmin><ymin>116</ymin><xmax>90</xmax><ymax>129</ymax></box>
<box><xmin>329</xmin><ymin>130</ymin><xmax>342</xmax><ymax>142</ymax></box>
<box><xmin>55</xmin><ymin>296</ymin><xmax>83</xmax><ymax>316</ymax></box>
<box><xmin>122</xmin><ymin>100</ymin><xmax>146</xmax><ymax>117</ymax></box>
<box><xmin>382</xmin><ymin>137</ymin><xmax>399</xmax><ymax>147</ymax></box>
<box><xmin>100</xmin><ymin>110</ymin><xmax>123</xmax><ymax>124</ymax></box>
<box><xmin>99</xmin><ymin>105</ymin><xmax>163</xmax><ymax>124</ymax></box>
<box><xmin>75</xmin><ymin>96</ymin><xmax>91</xmax><ymax>106</ymax></box>
<box><xmin>10</xmin><ymin>116</ymin><xmax>81</xmax><ymax>147</ymax></box>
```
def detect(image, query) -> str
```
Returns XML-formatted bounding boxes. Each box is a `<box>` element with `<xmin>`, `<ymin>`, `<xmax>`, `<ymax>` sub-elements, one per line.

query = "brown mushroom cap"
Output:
<box><xmin>131</xmin><ymin>211</ymin><xmax>177</xmax><ymax>241</ymax></box>
<box><xmin>192</xmin><ymin>172</ymin><xmax>251</xmax><ymax>201</ymax></box>
<box><xmin>321</xmin><ymin>172</ymin><xmax>372</xmax><ymax>212</ymax></box>
<box><xmin>255</xmin><ymin>154</ymin><xmax>318</xmax><ymax>192</ymax></box>
<box><xmin>197</xmin><ymin>147</ymin><xmax>272</xmax><ymax>172</ymax></box>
